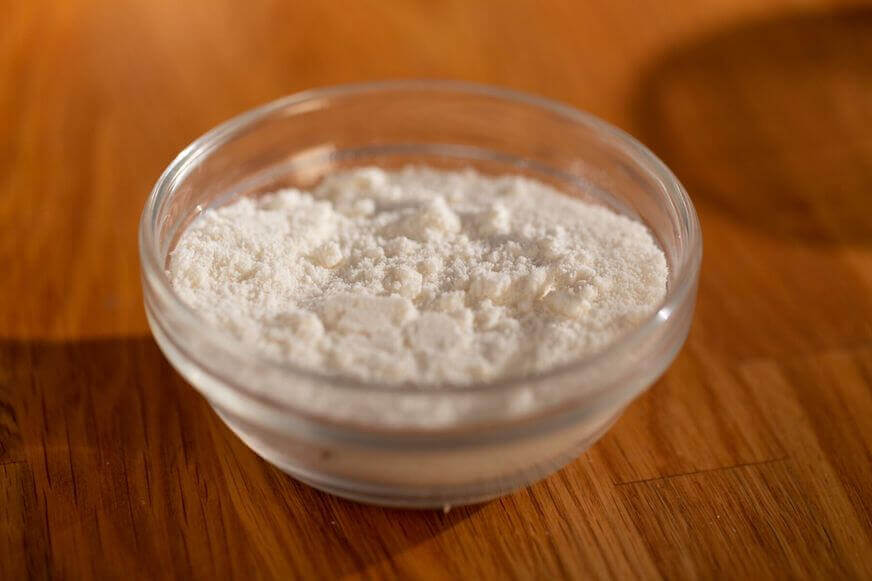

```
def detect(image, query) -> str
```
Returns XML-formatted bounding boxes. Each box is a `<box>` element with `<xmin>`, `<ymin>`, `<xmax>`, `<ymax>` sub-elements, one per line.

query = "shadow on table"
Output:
<box><xmin>0</xmin><ymin>337</ymin><xmax>480</xmax><ymax>578</ymax></box>
<box><xmin>632</xmin><ymin>6</ymin><xmax>872</xmax><ymax>245</ymax></box>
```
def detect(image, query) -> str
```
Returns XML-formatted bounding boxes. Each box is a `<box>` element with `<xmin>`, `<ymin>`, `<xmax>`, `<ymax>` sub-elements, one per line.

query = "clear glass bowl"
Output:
<box><xmin>139</xmin><ymin>81</ymin><xmax>701</xmax><ymax>508</ymax></box>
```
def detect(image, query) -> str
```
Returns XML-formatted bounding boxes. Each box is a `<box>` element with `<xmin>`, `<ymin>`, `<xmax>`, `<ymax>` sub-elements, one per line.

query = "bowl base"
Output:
<box><xmin>216</xmin><ymin>405</ymin><xmax>620</xmax><ymax>510</ymax></box>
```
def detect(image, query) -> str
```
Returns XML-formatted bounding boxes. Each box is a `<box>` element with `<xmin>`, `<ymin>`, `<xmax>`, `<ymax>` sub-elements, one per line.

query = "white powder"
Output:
<box><xmin>170</xmin><ymin>167</ymin><xmax>667</xmax><ymax>386</ymax></box>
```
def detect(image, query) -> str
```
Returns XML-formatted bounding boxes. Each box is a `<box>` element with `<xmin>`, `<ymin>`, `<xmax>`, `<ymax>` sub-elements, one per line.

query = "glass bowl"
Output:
<box><xmin>139</xmin><ymin>80</ymin><xmax>701</xmax><ymax>508</ymax></box>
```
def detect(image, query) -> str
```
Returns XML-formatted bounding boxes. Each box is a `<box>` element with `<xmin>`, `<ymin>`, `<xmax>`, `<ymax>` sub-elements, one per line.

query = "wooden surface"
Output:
<box><xmin>3</xmin><ymin>0</ymin><xmax>872</xmax><ymax>578</ymax></box>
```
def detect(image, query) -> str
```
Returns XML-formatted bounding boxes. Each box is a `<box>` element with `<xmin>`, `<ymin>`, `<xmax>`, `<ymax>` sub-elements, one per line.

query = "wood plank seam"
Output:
<box><xmin>614</xmin><ymin>456</ymin><xmax>792</xmax><ymax>487</ymax></box>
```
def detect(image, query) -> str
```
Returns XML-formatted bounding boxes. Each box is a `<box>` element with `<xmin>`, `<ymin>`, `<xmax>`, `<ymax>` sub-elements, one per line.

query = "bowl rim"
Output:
<box><xmin>139</xmin><ymin>79</ymin><xmax>702</xmax><ymax>401</ymax></box>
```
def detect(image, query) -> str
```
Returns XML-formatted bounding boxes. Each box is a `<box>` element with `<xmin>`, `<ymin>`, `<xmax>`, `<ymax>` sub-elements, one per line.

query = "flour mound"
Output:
<box><xmin>170</xmin><ymin>167</ymin><xmax>668</xmax><ymax>385</ymax></box>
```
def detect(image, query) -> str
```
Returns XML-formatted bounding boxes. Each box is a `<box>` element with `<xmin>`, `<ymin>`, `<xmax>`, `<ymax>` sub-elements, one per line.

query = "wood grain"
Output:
<box><xmin>3</xmin><ymin>0</ymin><xmax>872</xmax><ymax>578</ymax></box>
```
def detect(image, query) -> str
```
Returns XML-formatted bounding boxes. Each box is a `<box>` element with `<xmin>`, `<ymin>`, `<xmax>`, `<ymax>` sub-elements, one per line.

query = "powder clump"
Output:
<box><xmin>170</xmin><ymin>167</ymin><xmax>668</xmax><ymax>385</ymax></box>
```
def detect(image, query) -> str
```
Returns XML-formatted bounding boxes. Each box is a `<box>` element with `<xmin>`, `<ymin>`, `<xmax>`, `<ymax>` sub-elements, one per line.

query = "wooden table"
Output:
<box><xmin>3</xmin><ymin>1</ymin><xmax>872</xmax><ymax>578</ymax></box>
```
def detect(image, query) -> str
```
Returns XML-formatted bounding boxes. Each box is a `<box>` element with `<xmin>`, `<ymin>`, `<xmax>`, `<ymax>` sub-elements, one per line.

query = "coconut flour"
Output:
<box><xmin>170</xmin><ymin>167</ymin><xmax>668</xmax><ymax>385</ymax></box>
